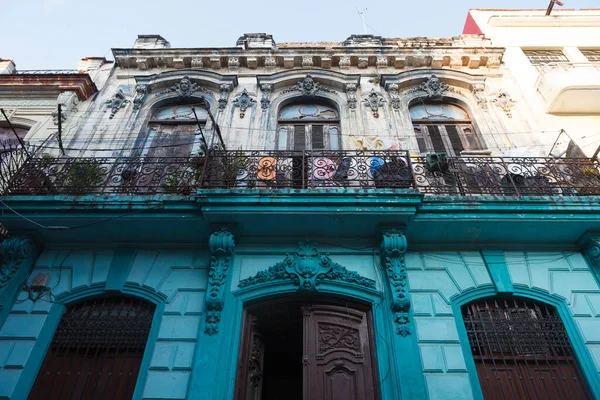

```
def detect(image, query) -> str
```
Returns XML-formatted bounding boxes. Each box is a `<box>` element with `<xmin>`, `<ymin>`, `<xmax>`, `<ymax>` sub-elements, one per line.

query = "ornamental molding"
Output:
<box><xmin>52</xmin><ymin>91</ymin><xmax>78</xmax><ymax>125</ymax></box>
<box><xmin>584</xmin><ymin>238</ymin><xmax>600</xmax><ymax>272</ymax></box>
<box><xmin>363</xmin><ymin>89</ymin><xmax>386</xmax><ymax>118</ymax></box>
<box><xmin>492</xmin><ymin>90</ymin><xmax>516</xmax><ymax>118</ymax></box>
<box><xmin>259</xmin><ymin>84</ymin><xmax>272</xmax><ymax>111</ymax></box>
<box><xmin>159</xmin><ymin>76</ymin><xmax>208</xmax><ymax>99</ymax></box>
<box><xmin>387</xmin><ymin>83</ymin><xmax>401</xmax><ymax>111</ymax></box>
<box><xmin>238</xmin><ymin>241</ymin><xmax>375</xmax><ymax>292</ymax></box>
<box><xmin>0</xmin><ymin>237</ymin><xmax>35</xmax><ymax>288</ymax></box>
<box><xmin>104</xmin><ymin>89</ymin><xmax>129</xmax><ymax>119</ymax></box>
<box><xmin>219</xmin><ymin>83</ymin><xmax>232</xmax><ymax>110</ymax></box>
<box><xmin>380</xmin><ymin>230</ymin><xmax>411</xmax><ymax>337</ymax></box>
<box><xmin>132</xmin><ymin>85</ymin><xmax>148</xmax><ymax>110</ymax></box>
<box><xmin>280</xmin><ymin>74</ymin><xmax>338</xmax><ymax>97</ymax></box>
<box><xmin>204</xmin><ymin>229</ymin><xmax>235</xmax><ymax>335</ymax></box>
<box><xmin>472</xmin><ymin>83</ymin><xmax>488</xmax><ymax>110</ymax></box>
<box><xmin>406</xmin><ymin>74</ymin><xmax>456</xmax><ymax>100</ymax></box>
<box><xmin>346</xmin><ymin>83</ymin><xmax>358</xmax><ymax>111</ymax></box>
<box><xmin>233</xmin><ymin>89</ymin><xmax>256</xmax><ymax>118</ymax></box>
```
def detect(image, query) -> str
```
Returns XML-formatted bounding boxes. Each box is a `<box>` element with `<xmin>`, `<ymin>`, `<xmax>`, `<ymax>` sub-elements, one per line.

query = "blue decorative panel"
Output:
<box><xmin>142</xmin><ymin>371</ymin><xmax>190</xmax><ymax>399</ymax></box>
<box><xmin>414</xmin><ymin>318</ymin><xmax>460</xmax><ymax>342</ymax></box>
<box><xmin>425</xmin><ymin>375</ymin><xmax>474</xmax><ymax>400</ymax></box>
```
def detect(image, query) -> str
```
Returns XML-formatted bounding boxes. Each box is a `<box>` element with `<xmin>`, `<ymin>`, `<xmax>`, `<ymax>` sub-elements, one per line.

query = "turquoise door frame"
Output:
<box><xmin>206</xmin><ymin>280</ymin><xmax>427</xmax><ymax>400</ymax></box>
<box><xmin>451</xmin><ymin>286</ymin><xmax>600</xmax><ymax>400</ymax></box>
<box><xmin>10</xmin><ymin>286</ymin><xmax>165</xmax><ymax>400</ymax></box>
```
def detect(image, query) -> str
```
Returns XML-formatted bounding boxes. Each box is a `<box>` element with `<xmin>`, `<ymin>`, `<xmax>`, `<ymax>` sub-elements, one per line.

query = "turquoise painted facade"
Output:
<box><xmin>1</xmin><ymin>29</ymin><xmax>600</xmax><ymax>400</ymax></box>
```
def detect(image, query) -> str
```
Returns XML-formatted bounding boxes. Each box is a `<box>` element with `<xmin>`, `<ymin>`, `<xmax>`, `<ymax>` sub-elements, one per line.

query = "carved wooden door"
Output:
<box><xmin>302</xmin><ymin>304</ymin><xmax>378</xmax><ymax>400</ymax></box>
<box><xmin>235</xmin><ymin>312</ymin><xmax>265</xmax><ymax>400</ymax></box>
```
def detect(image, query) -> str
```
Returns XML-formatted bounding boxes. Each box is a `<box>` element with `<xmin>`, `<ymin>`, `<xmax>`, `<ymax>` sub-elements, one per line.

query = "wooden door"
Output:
<box><xmin>235</xmin><ymin>311</ymin><xmax>265</xmax><ymax>400</ymax></box>
<box><xmin>302</xmin><ymin>304</ymin><xmax>379</xmax><ymax>400</ymax></box>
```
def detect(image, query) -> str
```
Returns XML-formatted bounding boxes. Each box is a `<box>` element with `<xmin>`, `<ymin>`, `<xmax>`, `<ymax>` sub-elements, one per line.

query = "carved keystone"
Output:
<box><xmin>204</xmin><ymin>229</ymin><xmax>235</xmax><ymax>335</ymax></box>
<box><xmin>380</xmin><ymin>230</ymin><xmax>411</xmax><ymax>336</ymax></box>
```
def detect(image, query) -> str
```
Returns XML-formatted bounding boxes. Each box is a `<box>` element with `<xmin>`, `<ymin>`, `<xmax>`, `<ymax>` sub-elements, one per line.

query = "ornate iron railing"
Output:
<box><xmin>1</xmin><ymin>148</ymin><xmax>599</xmax><ymax>196</ymax></box>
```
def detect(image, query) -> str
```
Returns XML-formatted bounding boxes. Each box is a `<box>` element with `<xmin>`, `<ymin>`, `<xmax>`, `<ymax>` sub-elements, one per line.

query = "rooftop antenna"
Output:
<box><xmin>546</xmin><ymin>0</ymin><xmax>564</xmax><ymax>16</ymax></box>
<box><xmin>356</xmin><ymin>8</ymin><xmax>368</xmax><ymax>34</ymax></box>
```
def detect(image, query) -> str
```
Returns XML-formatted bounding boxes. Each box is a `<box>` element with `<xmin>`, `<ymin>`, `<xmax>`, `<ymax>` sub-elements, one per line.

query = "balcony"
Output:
<box><xmin>2</xmin><ymin>149</ymin><xmax>599</xmax><ymax>198</ymax></box>
<box><xmin>535</xmin><ymin>62</ymin><xmax>600</xmax><ymax>114</ymax></box>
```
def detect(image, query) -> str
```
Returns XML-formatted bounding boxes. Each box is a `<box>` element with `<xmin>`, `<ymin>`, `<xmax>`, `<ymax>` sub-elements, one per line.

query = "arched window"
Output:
<box><xmin>29</xmin><ymin>296</ymin><xmax>156</xmax><ymax>399</ymax></box>
<box><xmin>462</xmin><ymin>298</ymin><xmax>592</xmax><ymax>399</ymax></box>
<box><xmin>277</xmin><ymin>103</ymin><xmax>341</xmax><ymax>151</ymax></box>
<box><xmin>410</xmin><ymin>103</ymin><xmax>483</xmax><ymax>156</ymax></box>
<box><xmin>142</xmin><ymin>104</ymin><xmax>207</xmax><ymax>157</ymax></box>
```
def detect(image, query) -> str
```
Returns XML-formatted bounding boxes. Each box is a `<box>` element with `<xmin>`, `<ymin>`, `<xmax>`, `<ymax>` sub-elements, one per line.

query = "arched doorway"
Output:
<box><xmin>461</xmin><ymin>297</ymin><xmax>592</xmax><ymax>399</ymax></box>
<box><xmin>28</xmin><ymin>296</ymin><xmax>156</xmax><ymax>400</ymax></box>
<box><xmin>235</xmin><ymin>298</ymin><xmax>379</xmax><ymax>400</ymax></box>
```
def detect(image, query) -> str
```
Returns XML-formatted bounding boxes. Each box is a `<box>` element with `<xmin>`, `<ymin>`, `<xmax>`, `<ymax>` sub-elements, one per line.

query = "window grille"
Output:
<box><xmin>29</xmin><ymin>297</ymin><xmax>155</xmax><ymax>400</ymax></box>
<box><xmin>462</xmin><ymin>299</ymin><xmax>592</xmax><ymax>400</ymax></box>
<box><xmin>523</xmin><ymin>50</ymin><xmax>569</xmax><ymax>70</ymax></box>
<box><xmin>580</xmin><ymin>49</ymin><xmax>600</xmax><ymax>62</ymax></box>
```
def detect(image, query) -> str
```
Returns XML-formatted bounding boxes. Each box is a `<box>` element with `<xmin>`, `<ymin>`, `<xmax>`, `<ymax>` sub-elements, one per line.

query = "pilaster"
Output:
<box><xmin>380</xmin><ymin>229</ymin><xmax>411</xmax><ymax>336</ymax></box>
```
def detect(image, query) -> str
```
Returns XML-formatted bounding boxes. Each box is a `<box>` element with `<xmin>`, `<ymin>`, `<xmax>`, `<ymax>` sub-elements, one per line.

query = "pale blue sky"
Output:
<box><xmin>2</xmin><ymin>0</ymin><xmax>599</xmax><ymax>69</ymax></box>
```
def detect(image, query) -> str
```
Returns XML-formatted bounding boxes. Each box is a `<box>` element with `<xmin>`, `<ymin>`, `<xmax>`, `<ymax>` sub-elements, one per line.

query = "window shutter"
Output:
<box><xmin>461</xmin><ymin>125</ymin><xmax>483</xmax><ymax>151</ymax></box>
<box><xmin>311</xmin><ymin>125</ymin><xmax>324</xmax><ymax>150</ymax></box>
<box><xmin>428</xmin><ymin>125</ymin><xmax>446</xmax><ymax>153</ymax></box>
<box><xmin>445</xmin><ymin>125</ymin><xmax>464</xmax><ymax>154</ymax></box>
<box><xmin>293</xmin><ymin>125</ymin><xmax>306</xmax><ymax>151</ymax></box>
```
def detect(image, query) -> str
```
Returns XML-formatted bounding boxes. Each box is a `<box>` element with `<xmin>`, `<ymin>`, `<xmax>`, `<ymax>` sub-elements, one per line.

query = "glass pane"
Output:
<box><xmin>152</xmin><ymin>105</ymin><xmax>208</xmax><ymax>121</ymax></box>
<box><xmin>279</xmin><ymin>104</ymin><xmax>338</xmax><ymax>120</ymax></box>
<box><xmin>329</xmin><ymin>126</ymin><xmax>340</xmax><ymax>151</ymax></box>
<box><xmin>278</xmin><ymin>127</ymin><xmax>288</xmax><ymax>150</ymax></box>
<box><xmin>410</xmin><ymin>104</ymin><xmax>469</xmax><ymax>121</ymax></box>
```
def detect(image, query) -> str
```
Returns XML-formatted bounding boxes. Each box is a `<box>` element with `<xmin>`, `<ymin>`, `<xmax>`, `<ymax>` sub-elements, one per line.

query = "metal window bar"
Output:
<box><xmin>28</xmin><ymin>297</ymin><xmax>155</xmax><ymax>400</ymax></box>
<box><xmin>523</xmin><ymin>50</ymin><xmax>569</xmax><ymax>71</ymax></box>
<box><xmin>462</xmin><ymin>299</ymin><xmax>592</xmax><ymax>400</ymax></box>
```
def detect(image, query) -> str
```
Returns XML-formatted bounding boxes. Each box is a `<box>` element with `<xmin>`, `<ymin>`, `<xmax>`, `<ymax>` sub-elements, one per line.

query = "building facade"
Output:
<box><xmin>0</xmin><ymin>8</ymin><xmax>599</xmax><ymax>400</ymax></box>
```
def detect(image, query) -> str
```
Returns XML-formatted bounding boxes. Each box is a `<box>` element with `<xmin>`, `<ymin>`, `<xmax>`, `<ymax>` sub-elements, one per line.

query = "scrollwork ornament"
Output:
<box><xmin>387</xmin><ymin>83</ymin><xmax>401</xmax><ymax>111</ymax></box>
<box><xmin>133</xmin><ymin>85</ymin><xmax>148</xmax><ymax>110</ymax></box>
<box><xmin>380</xmin><ymin>230</ymin><xmax>411</xmax><ymax>336</ymax></box>
<box><xmin>346</xmin><ymin>84</ymin><xmax>357</xmax><ymax>111</ymax></box>
<box><xmin>363</xmin><ymin>89</ymin><xmax>386</xmax><ymax>118</ymax></box>
<box><xmin>280</xmin><ymin>74</ymin><xmax>337</xmax><ymax>97</ymax></box>
<box><xmin>233</xmin><ymin>89</ymin><xmax>256</xmax><ymax>118</ymax></box>
<box><xmin>160</xmin><ymin>76</ymin><xmax>200</xmax><ymax>99</ymax></box>
<box><xmin>492</xmin><ymin>90</ymin><xmax>516</xmax><ymax>118</ymax></box>
<box><xmin>407</xmin><ymin>74</ymin><xmax>453</xmax><ymax>100</ymax></box>
<box><xmin>204</xmin><ymin>229</ymin><xmax>235</xmax><ymax>335</ymax></box>
<box><xmin>259</xmin><ymin>84</ymin><xmax>272</xmax><ymax>111</ymax></box>
<box><xmin>585</xmin><ymin>238</ymin><xmax>600</xmax><ymax>272</ymax></box>
<box><xmin>238</xmin><ymin>241</ymin><xmax>375</xmax><ymax>291</ymax></box>
<box><xmin>219</xmin><ymin>84</ymin><xmax>232</xmax><ymax>110</ymax></box>
<box><xmin>104</xmin><ymin>89</ymin><xmax>129</xmax><ymax>119</ymax></box>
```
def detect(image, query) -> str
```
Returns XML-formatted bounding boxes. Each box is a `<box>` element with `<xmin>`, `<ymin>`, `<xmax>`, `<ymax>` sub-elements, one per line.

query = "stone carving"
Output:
<box><xmin>280</xmin><ymin>74</ymin><xmax>337</xmax><ymax>97</ymax></box>
<box><xmin>160</xmin><ymin>76</ymin><xmax>200</xmax><ymax>99</ymax></box>
<box><xmin>381</xmin><ymin>230</ymin><xmax>411</xmax><ymax>337</ymax></box>
<box><xmin>218</xmin><ymin>84</ymin><xmax>232</xmax><ymax>110</ymax></box>
<box><xmin>450</xmin><ymin>56</ymin><xmax>463</xmax><ymax>68</ymax></box>
<box><xmin>0</xmin><ymin>236</ymin><xmax>33</xmax><ymax>288</ymax></box>
<box><xmin>343</xmin><ymin>34</ymin><xmax>383</xmax><ymax>47</ymax></box>
<box><xmin>191</xmin><ymin>58</ymin><xmax>203</xmax><ymax>68</ymax></box>
<box><xmin>492</xmin><ymin>90</ymin><xmax>516</xmax><ymax>118</ymax></box>
<box><xmin>472</xmin><ymin>84</ymin><xmax>488</xmax><ymax>110</ymax></box>
<box><xmin>249</xmin><ymin>333</ymin><xmax>264</xmax><ymax>387</ymax></box>
<box><xmin>318</xmin><ymin>323</ymin><xmax>360</xmax><ymax>354</ymax></box>
<box><xmin>363</xmin><ymin>89</ymin><xmax>386</xmax><ymax>118</ymax></box>
<box><xmin>204</xmin><ymin>229</ymin><xmax>235</xmax><ymax>335</ymax></box>
<box><xmin>339</xmin><ymin>56</ymin><xmax>351</xmax><ymax>69</ymax></box>
<box><xmin>104</xmin><ymin>89</ymin><xmax>129</xmax><ymax>119</ymax></box>
<box><xmin>228</xmin><ymin>57</ymin><xmax>240</xmax><ymax>69</ymax></box>
<box><xmin>132</xmin><ymin>85</ymin><xmax>148</xmax><ymax>110</ymax></box>
<box><xmin>238</xmin><ymin>241</ymin><xmax>375</xmax><ymax>292</ymax></box>
<box><xmin>302</xmin><ymin>56</ymin><xmax>314</xmax><ymax>67</ymax></box>
<box><xmin>487</xmin><ymin>56</ymin><xmax>501</xmax><ymax>69</ymax></box>
<box><xmin>376</xmin><ymin>57</ymin><xmax>388</xmax><ymax>67</ymax></box>
<box><xmin>585</xmin><ymin>238</ymin><xmax>600</xmax><ymax>271</ymax></box>
<box><xmin>52</xmin><ymin>92</ymin><xmax>78</xmax><ymax>125</ymax></box>
<box><xmin>260</xmin><ymin>84</ymin><xmax>272</xmax><ymax>111</ymax></box>
<box><xmin>233</xmin><ymin>89</ymin><xmax>256</xmax><ymax>118</ymax></box>
<box><xmin>264</xmin><ymin>57</ymin><xmax>276</xmax><ymax>68</ymax></box>
<box><xmin>407</xmin><ymin>74</ymin><xmax>453</xmax><ymax>100</ymax></box>
<box><xmin>346</xmin><ymin>84</ymin><xmax>358</xmax><ymax>111</ymax></box>
<box><xmin>387</xmin><ymin>83</ymin><xmax>401</xmax><ymax>111</ymax></box>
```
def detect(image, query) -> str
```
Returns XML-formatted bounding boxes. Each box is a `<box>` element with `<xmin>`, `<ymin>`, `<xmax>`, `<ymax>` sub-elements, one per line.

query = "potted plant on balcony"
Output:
<box><xmin>63</xmin><ymin>159</ymin><xmax>106</xmax><ymax>195</ymax></box>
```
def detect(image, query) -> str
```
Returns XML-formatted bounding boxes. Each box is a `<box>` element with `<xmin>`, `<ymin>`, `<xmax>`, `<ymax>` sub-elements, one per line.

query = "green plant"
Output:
<box><xmin>161</xmin><ymin>174</ymin><xmax>181</xmax><ymax>194</ymax></box>
<box><xmin>64</xmin><ymin>159</ymin><xmax>105</xmax><ymax>195</ymax></box>
<box><xmin>41</xmin><ymin>153</ymin><xmax>55</xmax><ymax>160</ymax></box>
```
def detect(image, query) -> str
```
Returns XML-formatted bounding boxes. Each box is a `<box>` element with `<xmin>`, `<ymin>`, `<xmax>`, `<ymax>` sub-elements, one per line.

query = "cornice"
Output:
<box><xmin>0</xmin><ymin>73</ymin><xmax>98</xmax><ymax>101</ymax></box>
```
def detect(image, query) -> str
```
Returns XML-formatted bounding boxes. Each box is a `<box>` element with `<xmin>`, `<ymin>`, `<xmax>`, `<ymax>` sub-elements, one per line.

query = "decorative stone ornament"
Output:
<box><xmin>281</xmin><ymin>74</ymin><xmax>337</xmax><ymax>97</ymax></box>
<box><xmin>363</xmin><ymin>89</ymin><xmax>386</xmax><ymax>118</ymax></box>
<box><xmin>233</xmin><ymin>89</ymin><xmax>256</xmax><ymax>118</ymax></box>
<box><xmin>584</xmin><ymin>238</ymin><xmax>600</xmax><ymax>272</ymax></box>
<box><xmin>345</xmin><ymin>84</ymin><xmax>358</xmax><ymax>111</ymax></box>
<box><xmin>492</xmin><ymin>90</ymin><xmax>516</xmax><ymax>118</ymax></box>
<box><xmin>380</xmin><ymin>230</ymin><xmax>411</xmax><ymax>337</ymax></box>
<box><xmin>52</xmin><ymin>92</ymin><xmax>78</xmax><ymax>125</ymax></box>
<box><xmin>204</xmin><ymin>229</ymin><xmax>235</xmax><ymax>335</ymax></box>
<box><xmin>259</xmin><ymin>84</ymin><xmax>272</xmax><ymax>111</ymax></box>
<box><xmin>238</xmin><ymin>241</ymin><xmax>375</xmax><ymax>292</ymax></box>
<box><xmin>472</xmin><ymin>84</ymin><xmax>488</xmax><ymax>110</ymax></box>
<box><xmin>104</xmin><ymin>89</ymin><xmax>129</xmax><ymax>119</ymax></box>
<box><xmin>132</xmin><ymin>85</ymin><xmax>148</xmax><ymax>110</ymax></box>
<box><xmin>407</xmin><ymin>74</ymin><xmax>453</xmax><ymax>100</ymax></box>
<box><xmin>219</xmin><ymin>84</ymin><xmax>232</xmax><ymax>110</ymax></box>
<box><xmin>387</xmin><ymin>83</ymin><xmax>401</xmax><ymax>111</ymax></box>
<box><xmin>160</xmin><ymin>76</ymin><xmax>200</xmax><ymax>99</ymax></box>
<box><xmin>0</xmin><ymin>236</ymin><xmax>34</xmax><ymax>288</ymax></box>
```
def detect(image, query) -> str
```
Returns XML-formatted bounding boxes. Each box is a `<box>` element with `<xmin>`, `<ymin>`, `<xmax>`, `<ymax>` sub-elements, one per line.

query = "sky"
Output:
<box><xmin>2</xmin><ymin>0</ymin><xmax>599</xmax><ymax>70</ymax></box>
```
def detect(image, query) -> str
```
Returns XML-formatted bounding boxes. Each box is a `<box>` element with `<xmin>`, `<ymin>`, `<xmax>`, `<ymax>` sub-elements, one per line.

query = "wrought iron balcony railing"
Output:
<box><xmin>1</xmin><ymin>148</ymin><xmax>599</xmax><ymax>197</ymax></box>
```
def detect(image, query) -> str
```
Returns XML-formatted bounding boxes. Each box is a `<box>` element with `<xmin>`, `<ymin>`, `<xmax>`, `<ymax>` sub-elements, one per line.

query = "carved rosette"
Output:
<box><xmin>238</xmin><ymin>241</ymin><xmax>375</xmax><ymax>291</ymax></box>
<box><xmin>204</xmin><ymin>229</ymin><xmax>235</xmax><ymax>335</ymax></box>
<box><xmin>233</xmin><ymin>89</ymin><xmax>256</xmax><ymax>118</ymax></box>
<box><xmin>259</xmin><ymin>84</ymin><xmax>272</xmax><ymax>111</ymax></box>
<box><xmin>345</xmin><ymin>84</ymin><xmax>357</xmax><ymax>111</ymax></box>
<box><xmin>585</xmin><ymin>238</ymin><xmax>600</xmax><ymax>272</ymax></box>
<box><xmin>363</xmin><ymin>89</ymin><xmax>386</xmax><ymax>118</ymax></box>
<box><xmin>380</xmin><ymin>230</ymin><xmax>411</xmax><ymax>336</ymax></box>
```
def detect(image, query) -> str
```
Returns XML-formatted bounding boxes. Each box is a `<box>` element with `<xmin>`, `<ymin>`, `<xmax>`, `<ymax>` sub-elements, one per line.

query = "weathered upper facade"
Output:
<box><xmin>0</xmin><ymin>8</ymin><xmax>599</xmax><ymax>400</ymax></box>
